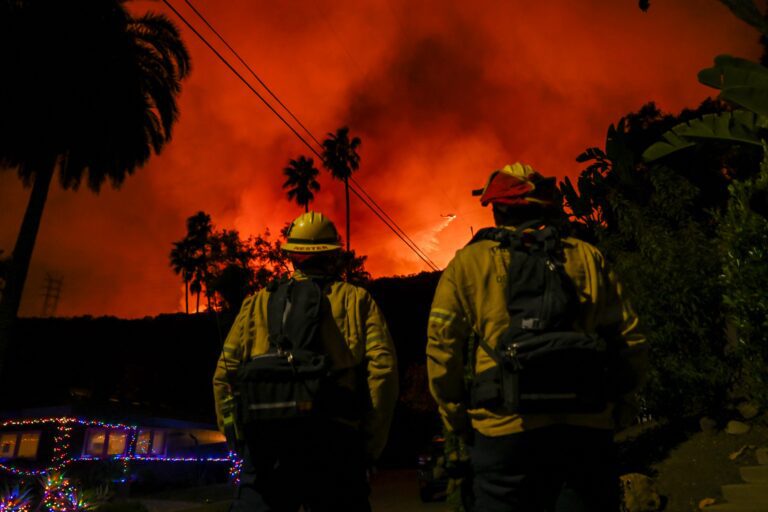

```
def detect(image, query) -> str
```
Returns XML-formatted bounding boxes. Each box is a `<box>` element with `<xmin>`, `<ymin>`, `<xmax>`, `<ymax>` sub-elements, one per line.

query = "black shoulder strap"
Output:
<box><xmin>266</xmin><ymin>278</ymin><xmax>325</xmax><ymax>353</ymax></box>
<box><xmin>477</xmin><ymin>336</ymin><xmax>504</xmax><ymax>366</ymax></box>
<box><xmin>267</xmin><ymin>279</ymin><xmax>294</xmax><ymax>351</ymax></box>
<box><xmin>467</xmin><ymin>219</ymin><xmax>547</xmax><ymax>248</ymax></box>
<box><xmin>469</xmin><ymin>220</ymin><xmax>563</xmax><ymax>370</ymax></box>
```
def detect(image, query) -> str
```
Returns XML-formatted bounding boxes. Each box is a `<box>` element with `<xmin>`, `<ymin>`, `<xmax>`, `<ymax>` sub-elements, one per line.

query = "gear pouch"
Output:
<box><xmin>237</xmin><ymin>349</ymin><xmax>329</xmax><ymax>422</ymax></box>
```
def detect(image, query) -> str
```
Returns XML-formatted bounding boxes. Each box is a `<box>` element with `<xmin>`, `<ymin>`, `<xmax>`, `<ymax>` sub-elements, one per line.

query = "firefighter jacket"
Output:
<box><xmin>213</xmin><ymin>271</ymin><xmax>399</xmax><ymax>460</ymax></box>
<box><xmin>426</xmin><ymin>229</ymin><xmax>647</xmax><ymax>438</ymax></box>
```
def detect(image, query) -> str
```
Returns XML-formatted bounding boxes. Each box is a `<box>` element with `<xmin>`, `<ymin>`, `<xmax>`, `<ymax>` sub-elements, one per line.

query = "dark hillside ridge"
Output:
<box><xmin>1</xmin><ymin>272</ymin><xmax>443</xmax><ymax>459</ymax></box>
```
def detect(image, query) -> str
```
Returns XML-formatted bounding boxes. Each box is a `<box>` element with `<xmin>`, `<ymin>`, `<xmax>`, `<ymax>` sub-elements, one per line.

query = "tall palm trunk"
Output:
<box><xmin>0</xmin><ymin>162</ymin><xmax>56</xmax><ymax>381</ymax></box>
<box><xmin>184</xmin><ymin>279</ymin><xmax>189</xmax><ymax>314</ymax></box>
<box><xmin>345</xmin><ymin>177</ymin><xmax>350</xmax><ymax>251</ymax></box>
<box><xmin>196</xmin><ymin>290</ymin><xmax>201</xmax><ymax>313</ymax></box>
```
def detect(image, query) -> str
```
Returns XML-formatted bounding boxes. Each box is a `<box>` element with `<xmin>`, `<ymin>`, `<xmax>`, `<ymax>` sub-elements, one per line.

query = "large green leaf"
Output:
<box><xmin>717</xmin><ymin>0</ymin><xmax>768</xmax><ymax>35</ymax></box>
<box><xmin>699</xmin><ymin>55</ymin><xmax>768</xmax><ymax>90</ymax></box>
<box><xmin>643</xmin><ymin>111</ymin><xmax>767</xmax><ymax>162</ymax></box>
<box><xmin>721</xmin><ymin>86</ymin><xmax>768</xmax><ymax>118</ymax></box>
<box><xmin>699</xmin><ymin>55</ymin><xmax>768</xmax><ymax>116</ymax></box>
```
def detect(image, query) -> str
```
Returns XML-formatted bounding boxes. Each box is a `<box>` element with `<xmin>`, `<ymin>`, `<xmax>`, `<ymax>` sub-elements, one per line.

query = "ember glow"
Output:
<box><xmin>0</xmin><ymin>0</ymin><xmax>760</xmax><ymax>317</ymax></box>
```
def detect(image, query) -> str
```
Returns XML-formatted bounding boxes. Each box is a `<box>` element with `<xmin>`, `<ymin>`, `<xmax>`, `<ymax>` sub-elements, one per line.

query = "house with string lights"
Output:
<box><xmin>0</xmin><ymin>315</ymin><xmax>242</xmax><ymax>487</ymax></box>
<box><xmin>0</xmin><ymin>409</ymin><xmax>237</xmax><ymax>485</ymax></box>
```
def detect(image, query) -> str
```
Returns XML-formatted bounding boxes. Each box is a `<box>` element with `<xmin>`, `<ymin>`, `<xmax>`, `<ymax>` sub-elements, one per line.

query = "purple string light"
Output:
<box><xmin>0</xmin><ymin>417</ymin><xmax>236</xmax><ymax>478</ymax></box>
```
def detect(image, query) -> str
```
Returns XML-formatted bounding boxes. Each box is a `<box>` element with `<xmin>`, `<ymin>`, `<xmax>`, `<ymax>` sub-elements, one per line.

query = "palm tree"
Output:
<box><xmin>169</xmin><ymin>239</ymin><xmax>195</xmax><ymax>314</ymax></box>
<box><xmin>282</xmin><ymin>156</ymin><xmax>321</xmax><ymax>212</ymax></box>
<box><xmin>0</xmin><ymin>0</ymin><xmax>191</xmax><ymax>377</ymax></box>
<box><xmin>321</xmin><ymin>127</ymin><xmax>361</xmax><ymax>251</ymax></box>
<box><xmin>184</xmin><ymin>212</ymin><xmax>214</xmax><ymax>313</ymax></box>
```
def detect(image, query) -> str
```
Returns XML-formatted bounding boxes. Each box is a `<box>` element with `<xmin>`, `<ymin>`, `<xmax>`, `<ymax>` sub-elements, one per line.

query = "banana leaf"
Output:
<box><xmin>721</xmin><ymin>86</ymin><xmax>768</xmax><ymax>118</ymax></box>
<box><xmin>698</xmin><ymin>55</ymin><xmax>768</xmax><ymax>90</ymax></box>
<box><xmin>643</xmin><ymin>110</ymin><xmax>767</xmax><ymax>162</ymax></box>
<box><xmin>717</xmin><ymin>0</ymin><xmax>768</xmax><ymax>35</ymax></box>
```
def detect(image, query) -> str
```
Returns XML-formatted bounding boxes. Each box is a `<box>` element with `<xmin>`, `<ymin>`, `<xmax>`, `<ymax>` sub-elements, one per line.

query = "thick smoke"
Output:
<box><xmin>0</xmin><ymin>0</ymin><xmax>759</xmax><ymax>316</ymax></box>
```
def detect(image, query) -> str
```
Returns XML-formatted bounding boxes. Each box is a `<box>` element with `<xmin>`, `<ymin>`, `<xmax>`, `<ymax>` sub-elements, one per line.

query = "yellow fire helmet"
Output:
<box><xmin>472</xmin><ymin>162</ymin><xmax>558</xmax><ymax>207</ymax></box>
<box><xmin>282</xmin><ymin>211</ymin><xmax>342</xmax><ymax>253</ymax></box>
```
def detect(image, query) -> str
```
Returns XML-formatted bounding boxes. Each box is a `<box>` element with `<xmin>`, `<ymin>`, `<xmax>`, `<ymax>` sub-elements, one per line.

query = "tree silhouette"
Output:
<box><xmin>0</xmin><ymin>0</ymin><xmax>190</xmax><ymax>378</ymax></box>
<box><xmin>206</xmin><ymin>229</ymin><xmax>259</xmax><ymax>312</ymax></box>
<box><xmin>282</xmin><ymin>156</ymin><xmax>320</xmax><ymax>212</ymax></box>
<box><xmin>322</xmin><ymin>127</ymin><xmax>361</xmax><ymax>251</ymax></box>
<box><xmin>184</xmin><ymin>212</ymin><xmax>214</xmax><ymax>313</ymax></box>
<box><xmin>169</xmin><ymin>239</ymin><xmax>195</xmax><ymax>314</ymax></box>
<box><xmin>334</xmin><ymin>249</ymin><xmax>371</xmax><ymax>286</ymax></box>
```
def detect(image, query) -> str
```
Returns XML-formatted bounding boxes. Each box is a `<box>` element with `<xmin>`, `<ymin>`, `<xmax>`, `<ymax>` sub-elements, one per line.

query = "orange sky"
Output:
<box><xmin>0</xmin><ymin>0</ymin><xmax>761</xmax><ymax>318</ymax></box>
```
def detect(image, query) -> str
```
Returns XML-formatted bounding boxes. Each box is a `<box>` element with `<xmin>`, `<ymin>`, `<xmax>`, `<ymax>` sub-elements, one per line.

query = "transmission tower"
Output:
<box><xmin>41</xmin><ymin>273</ymin><xmax>63</xmax><ymax>317</ymax></box>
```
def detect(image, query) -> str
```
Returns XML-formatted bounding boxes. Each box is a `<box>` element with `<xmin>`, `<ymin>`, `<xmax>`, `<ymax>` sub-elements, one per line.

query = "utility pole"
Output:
<box><xmin>41</xmin><ymin>273</ymin><xmax>63</xmax><ymax>317</ymax></box>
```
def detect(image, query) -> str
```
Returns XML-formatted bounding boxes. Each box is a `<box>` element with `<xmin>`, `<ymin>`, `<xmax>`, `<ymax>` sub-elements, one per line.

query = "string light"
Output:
<box><xmin>227</xmin><ymin>452</ymin><xmax>243</xmax><ymax>486</ymax></box>
<box><xmin>0</xmin><ymin>484</ymin><xmax>33</xmax><ymax>512</ymax></box>
<box><xmin>0</xmin><ymin>417</ymin><xmax>235</xmax><ymax>478</ymax></box>
<box><xmin>39</xmin><ymin>473</ymin><xmax>88</xmax><ymax>512</ymax></box>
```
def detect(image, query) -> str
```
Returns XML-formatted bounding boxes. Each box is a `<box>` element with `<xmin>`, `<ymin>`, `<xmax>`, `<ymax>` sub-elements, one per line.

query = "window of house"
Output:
<box><xmin>135</xmin><ymin>429</ymin><xmax>167</xmax><ymax>457</ymax></box>
<box><xmin>0</xmin><ymin>433</ymin><xmax>17</xmax><ymax>459</ymax></box>
<box><xmin>107</xmin><ymin>431</ymin><xmax>127</xmax><ymax>456</ymax></box>
<box><xmin>84</xmin><ymin>428</ymin><xmax>129</xmax><ymax>458</ymax></box>
<box><xmin>0</xmin><ymin>431</ymin><xmax>40</xmax><ymax>459</ymax></box>
<box><xmin>151</xmin><ymin>430</ymin><xmax>166</xmax><ymax>456</ymax></box>
<box><xmin>136</xmin><ymin>430</ymin><xmax>150</xmax><ymax>455</ymax></box>
<box><xmin>17</xmin><ymin>432</ymin><xmax>40</xmax><ymax>458</ymax></box>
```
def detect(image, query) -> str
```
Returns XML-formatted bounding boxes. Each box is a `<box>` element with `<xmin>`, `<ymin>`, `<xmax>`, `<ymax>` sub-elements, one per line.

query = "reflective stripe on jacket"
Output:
<box><xmin>426</xmin><ymin>230</ymin><xmax>647</xmax><ymax>437</ymax></box>
<box><xmin>213</xmin><ymin>273</ymin><xmax>398</xmax><ymax>460</ymax></box>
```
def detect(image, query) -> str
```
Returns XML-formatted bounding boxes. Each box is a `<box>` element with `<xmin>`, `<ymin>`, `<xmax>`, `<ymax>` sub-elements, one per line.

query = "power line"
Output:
<box><xmin>178</xmin><ymin>0</ymin><xmax>439</xmax><ymax>271</ymax></box>
<box><xmin>163</xmin><ymin>0</ymin><xmax>440</xmax><ymax>271</ymax></box>
<box><xmin>187</xmin><ymin>1</ymin><xmax>440</xmax><ymax>273</ymax></box>
<box><xmin>161</xmin><ymin>0</ymin><xmax>318</xmax><ymax>156</ymax></box>
<box><xmin>349</xmin><ymin>175</ymin><xmax>440</xmax><ymax>270</ymax></box>
<box><xmin>178</xmin><ymin>0</ymin><xmax>440</xmax><ymax>271</ymax></box>
<box><xmin>300</xmin><ymin>4</ymin><xmax>440</xmax><ymax>270</ymax></box>
<box><xmin>345</xmin><ymin>182</ymin><xmax>439</xmax><ymax>271</ymax></box>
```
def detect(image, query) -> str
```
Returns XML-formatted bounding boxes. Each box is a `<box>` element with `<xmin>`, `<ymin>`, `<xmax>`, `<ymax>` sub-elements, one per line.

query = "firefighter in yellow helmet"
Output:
<box><xmin>427</xmin><ymin>163</ymin><xmax>647</xmax><ymax>511</ymax></box>
<box><xmin>213</xmin><ymin>211</ymin><xmax>398</xmax><ymax>512</ymax></box>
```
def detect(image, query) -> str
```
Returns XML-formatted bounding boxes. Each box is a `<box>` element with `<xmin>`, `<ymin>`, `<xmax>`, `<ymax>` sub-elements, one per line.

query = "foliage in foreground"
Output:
<box><xmin>719</xmin><ymin>151</ymin><xmax>768</xmax><ymax>403</ymax></box>
<box><xmin>560</xmin><ymin>101</ymin><xmax>760</xmax><ymax>419</ymax></box>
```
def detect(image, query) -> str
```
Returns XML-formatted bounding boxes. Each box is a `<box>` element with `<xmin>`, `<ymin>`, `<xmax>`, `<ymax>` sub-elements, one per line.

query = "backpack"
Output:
<box><xmin>469</xmin><ymin>222</ymin><xmax>609</xmax><ymax>414</ymax></box>
<box><xmin>236</xmin><ymin>278</ymin><xmax>332</xmax><ymax>423</ymax></box>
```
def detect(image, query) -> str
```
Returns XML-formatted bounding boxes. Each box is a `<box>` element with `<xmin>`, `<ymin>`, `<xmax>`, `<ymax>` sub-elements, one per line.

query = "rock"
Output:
<box><xmin>738</xmin><ymin>402</ymin><xmax>760</xmax><ymax>420</ymax></box>
<box><xmin>757</xmin><ymin>447</ymin><xmax>768</xmax><ymax>465</ymax></box>
<box><xmin>620</xmin><ymin>473</ymin><xmax>662</xmax><ymax>512</ymax></box>
<box><xmin>700</xmin><ymin>417</ymin><xmax>718</xmax><ymax>433</ymax></box>
<box><xmin>726</xmin><ymin>420</ymin><xmax>751</xmax><ymax>435</ymax></box>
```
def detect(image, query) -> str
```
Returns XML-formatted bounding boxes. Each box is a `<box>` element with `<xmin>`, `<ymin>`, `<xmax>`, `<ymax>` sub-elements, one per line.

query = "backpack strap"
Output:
<box><xmin>476</xmin><ymin>336</ymin><xmax>504</xmax><ymax>366</ymax></box>
<box><xmin>266</xmin><ymin>279</ymin><xmax>294</xmax><ymax>352</ymax></box>
<box><xmin>266</xmin><ymin>277</ymin><xmax>326</xmax><ymax>354</ymax></box>
<box><xmin>467</xmin><ymin>219</ymin><xmax>546</xmax><ymax>248</ymax></box>
<box><xmin>469</xmin><ymin>220</ymin><xmax>562</xmax><ymax>372</ymax></box>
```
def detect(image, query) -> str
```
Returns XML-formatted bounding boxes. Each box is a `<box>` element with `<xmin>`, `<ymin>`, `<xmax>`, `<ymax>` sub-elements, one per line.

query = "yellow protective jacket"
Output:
<box><xmin>427</xmin><ymin>228</ymin><xmax>647</xmax><ymax>438</ymax></box>
<box><xmin>213</xmin><ymin>272</ymin><xmax>399</xmax><ymax>460</ymax></box>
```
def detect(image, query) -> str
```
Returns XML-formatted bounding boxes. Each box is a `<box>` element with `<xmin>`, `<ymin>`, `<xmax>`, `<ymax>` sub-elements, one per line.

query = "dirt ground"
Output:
<box><xmin>651</xmin><ymin>422</ymin><xmax>768</xmax><ymax>512</ymax></box>
<box><xmin>134</xmin><ymin>424</ymin><xmax>768</xmax><ymax>512</ymax></box>
<box><xmin>136</xmin><ymin>470</ymin><xmax>447</xmax><ymax>512</ymax></box>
